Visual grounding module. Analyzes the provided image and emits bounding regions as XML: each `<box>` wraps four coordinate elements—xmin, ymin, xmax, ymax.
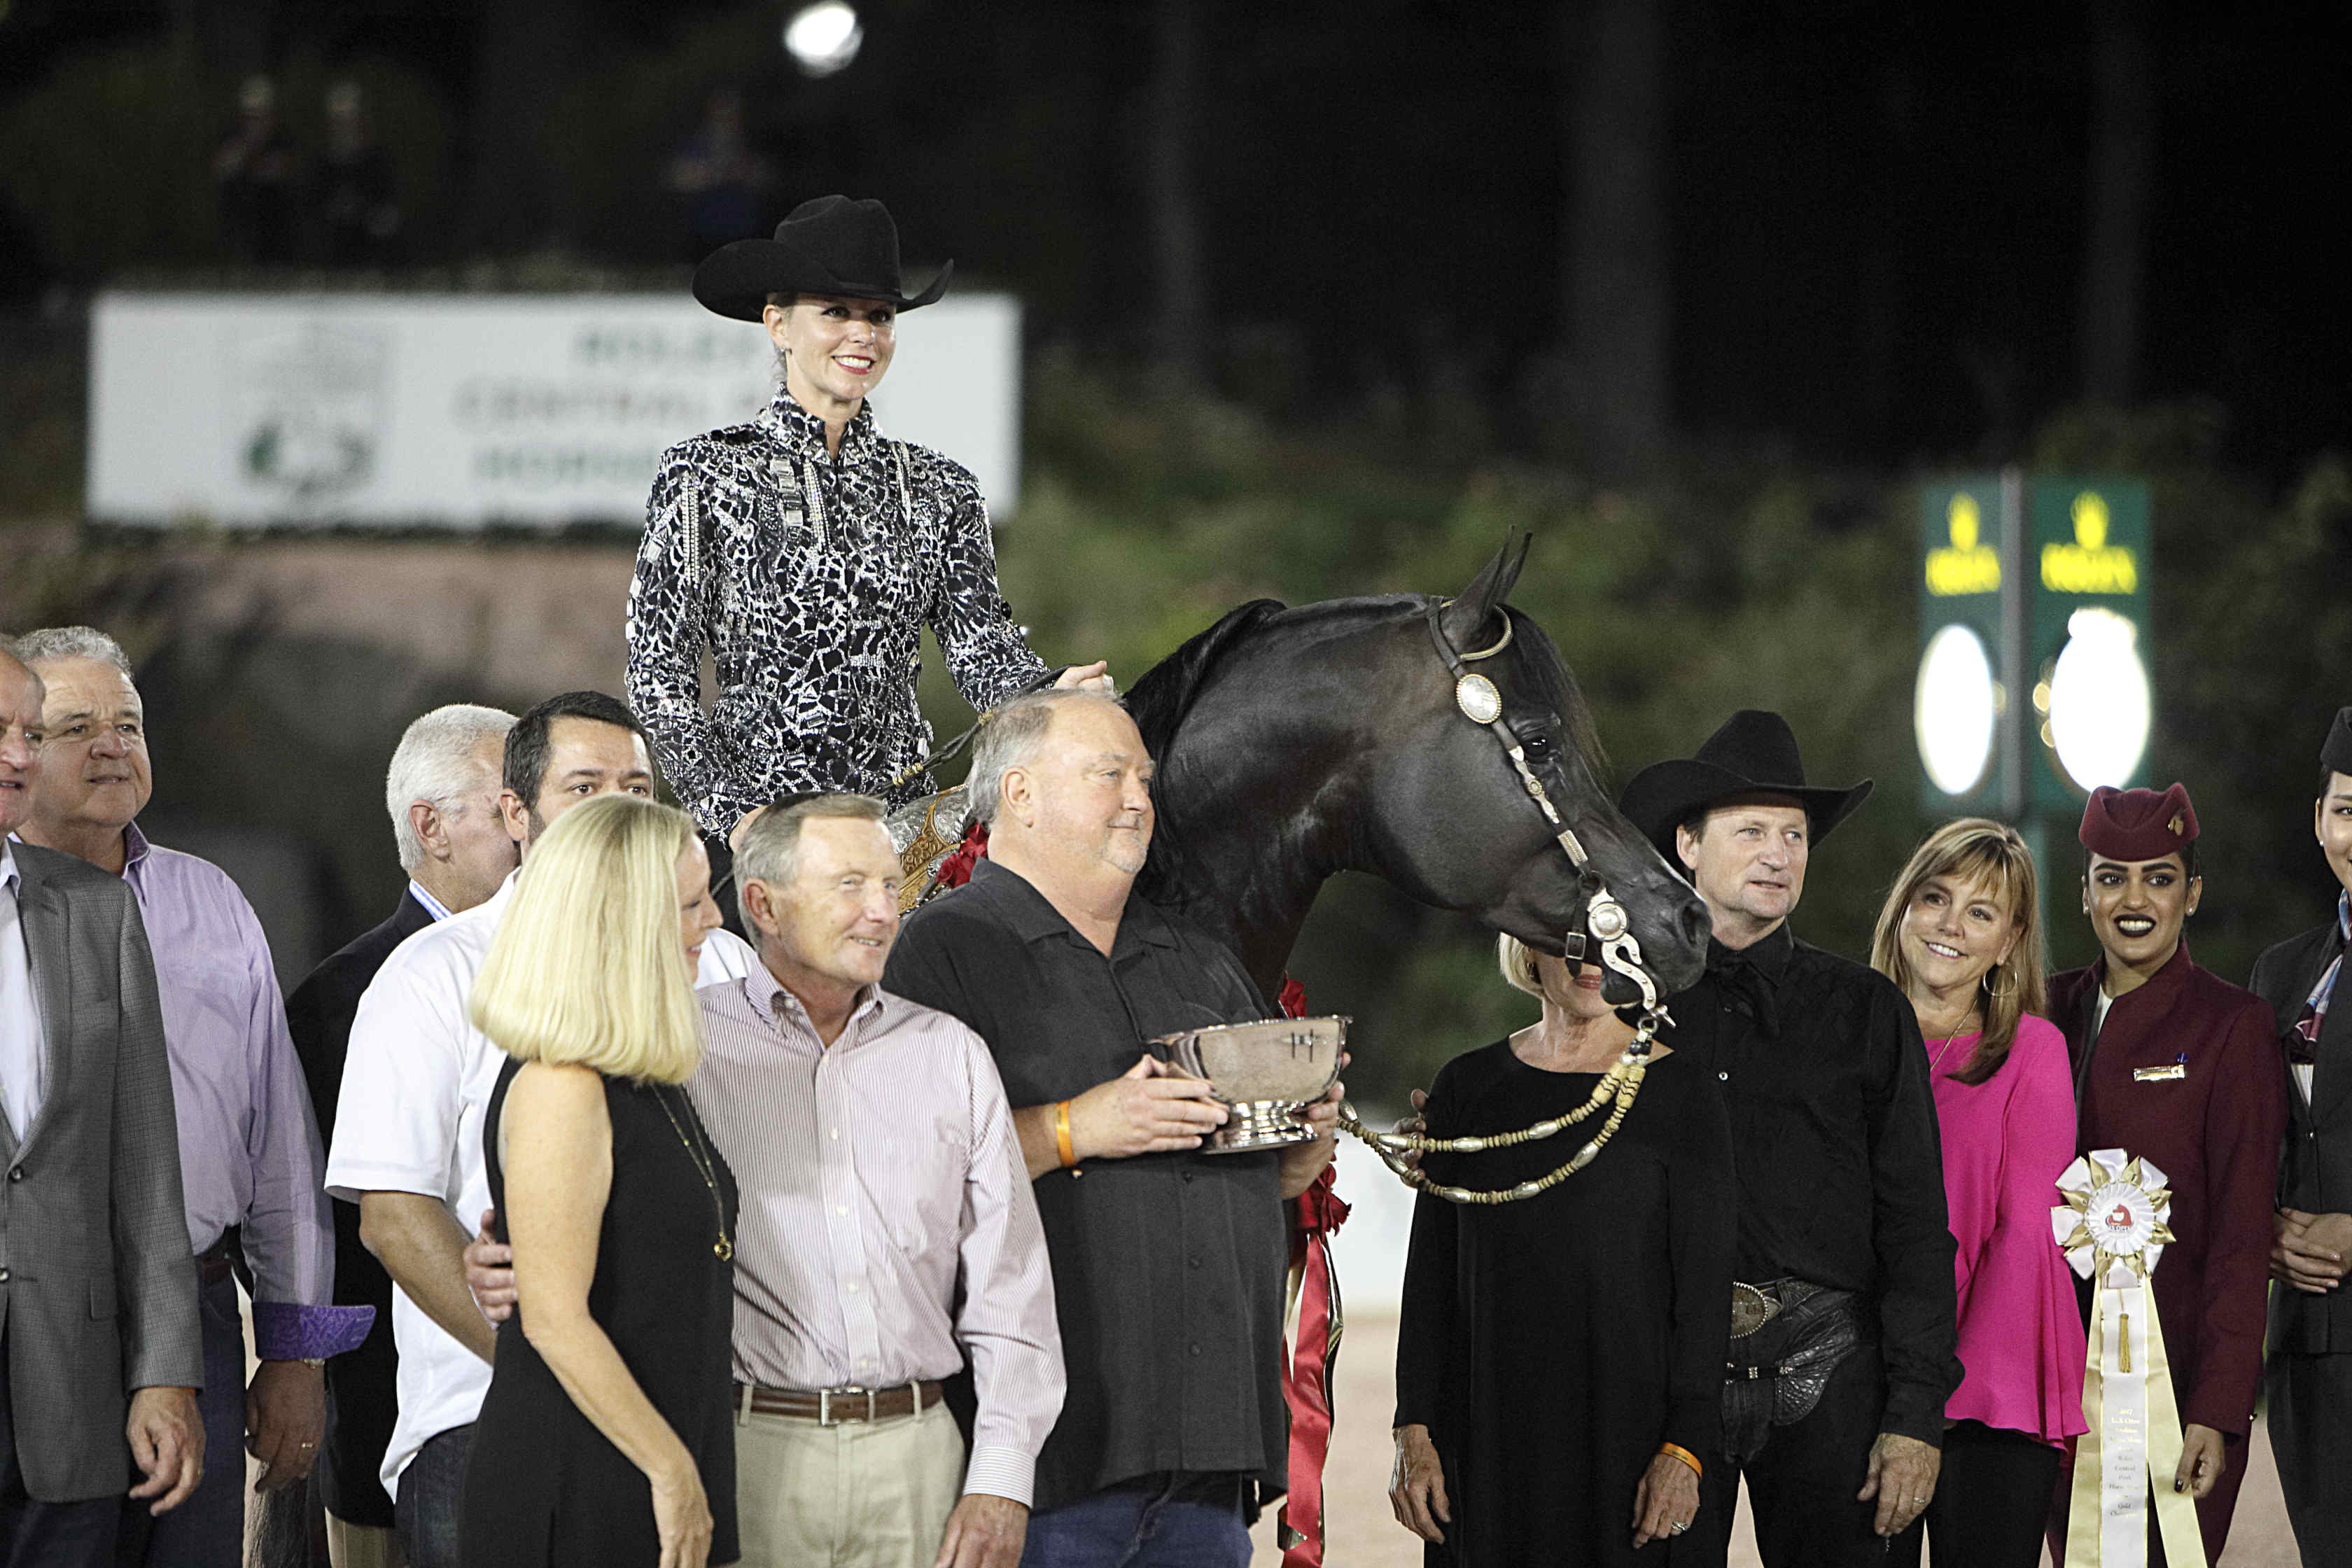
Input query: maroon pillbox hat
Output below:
<box><xmin>2078</xmin><ymin>783</ymin><xmax>2199</xmax><ymax>864</ymax></box>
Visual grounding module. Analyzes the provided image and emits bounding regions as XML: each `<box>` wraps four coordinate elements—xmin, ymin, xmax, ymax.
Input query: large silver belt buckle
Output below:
<box><xmin>1156</xmin><ymin>1016</ymin><xmax>1348</xmax><ymax>1153</ymax></box>
<box><xmin>1729</xmin><ymin>1282</ymin><xmax>1781</xmax><ymax>1339</ymax></box>
<box><xmin>816</xmin><ymin>1386</ymin><xmax>876</xmax><ymax>1427</ymax></box>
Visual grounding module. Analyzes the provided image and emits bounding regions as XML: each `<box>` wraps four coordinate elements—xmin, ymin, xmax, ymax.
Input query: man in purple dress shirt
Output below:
<box><xmin>13</xmin><ymin>626</ymin><xmax>370</xmax><ymax>1567</ymax></box>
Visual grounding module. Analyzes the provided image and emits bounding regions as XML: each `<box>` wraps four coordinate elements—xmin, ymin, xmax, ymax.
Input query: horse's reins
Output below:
<box><xmin>1334</xmin><ymin>597</ymin><xmax>1674</xmax><ymax>1205</ymax></box>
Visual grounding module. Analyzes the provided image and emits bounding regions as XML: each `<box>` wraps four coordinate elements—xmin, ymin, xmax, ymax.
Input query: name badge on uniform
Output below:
<box><xmin>2132</xmin><ymin>1063</ymin><xmax>2186</xmax><ymax>1082</ymax></box>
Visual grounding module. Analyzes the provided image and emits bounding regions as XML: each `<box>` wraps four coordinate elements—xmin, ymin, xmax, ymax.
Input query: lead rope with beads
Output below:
<box><xmin>1335</xmin><ymin>886</ymin><xmax>1670</xmax><ymax>1204</ymax></box>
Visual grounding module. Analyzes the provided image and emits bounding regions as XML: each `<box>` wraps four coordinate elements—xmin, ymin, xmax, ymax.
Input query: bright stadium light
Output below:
<box><xmin>2045</xmin><ymin>607</ymin><xmax>2151</xmax><ymax>790</ymax></box>
<box><xmin>1914</xmin><ymin>624</ymin><xmax>1998</xmax><ymax>797</ymax></box>
<box><xmin>784</xmin><ymin>3</ymin><xmax>863</xmax><ymax>76</ymax></box>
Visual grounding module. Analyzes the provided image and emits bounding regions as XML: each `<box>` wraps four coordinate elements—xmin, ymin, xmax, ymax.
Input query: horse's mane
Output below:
<box><xmin>1122</xmin><ymin>596</ymin><xmax>1289</xmax><ymax>757</ymax></box>
<box><xmin>1502</xmin><ymin>606</ymin><xmax>1611</xmax><ymax>783</ymax></box>
<box><xmin>1124</xmin><ymin>593</ymin><xmax>1607</xmax><ymax>782</ymax></box>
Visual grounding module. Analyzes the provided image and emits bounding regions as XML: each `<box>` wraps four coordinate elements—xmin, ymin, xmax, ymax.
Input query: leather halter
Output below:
<box><xmin>1421</xmin><ymin>596</ymin><xmax>1661</xmax><ymax>1015</ymax></box>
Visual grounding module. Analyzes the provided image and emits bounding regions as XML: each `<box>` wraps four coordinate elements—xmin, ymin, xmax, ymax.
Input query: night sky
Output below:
<box><xmin>2</xmin><ymin>0</ymin><xmax>2345</xmax><ymax>479</ymax></box>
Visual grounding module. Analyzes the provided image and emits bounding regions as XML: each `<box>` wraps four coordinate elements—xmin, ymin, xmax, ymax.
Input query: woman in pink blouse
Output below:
<box><xmin>1870</xmin><ymin>818</ymin><xmax>2085</xmax><ymax>1568</ymax></box>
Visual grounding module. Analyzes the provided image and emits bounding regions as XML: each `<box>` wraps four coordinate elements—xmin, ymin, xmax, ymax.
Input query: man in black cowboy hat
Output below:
<box><xmin>1619</xmin><ymin>710</ymin><xmax>1959</xmax><ymax>1567</ymax></box>
<box><xmin>626</xmin><ymin>195</ymin><xmax>1109</xmax><ymax>845</ymax></box>
<box><xmin>2250</xmin><ymin>706</ymin><xmax>2352</xmax><ymax>1566</ymax></box>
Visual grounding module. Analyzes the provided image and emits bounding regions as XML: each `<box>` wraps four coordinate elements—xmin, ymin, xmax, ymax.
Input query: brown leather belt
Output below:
<box><xmin>733</xmin><ymin>1380</ymin><xmax>945</xmax><ymax>1426</ymax></box>
<box><xmin>196</xmin><ymin>1238</ymin><xmax>234</xmax><ymax>1287</ymax></box>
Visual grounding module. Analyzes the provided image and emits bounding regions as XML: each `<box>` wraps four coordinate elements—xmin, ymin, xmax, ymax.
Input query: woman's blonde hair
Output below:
<box><xmin>1869</xmin><ymin>817</ymin><xmax>2047</xmax><ymax>1086</ymax></box>
<box><xmin>470</xmin><ymin>793</ymin><xmax>704</xmax><ymax>1085</ymax></box>
<box><xmin>1497</xmin><ymin>932</ymin><xmax>1544</xmax><ymax>997</ymax></box>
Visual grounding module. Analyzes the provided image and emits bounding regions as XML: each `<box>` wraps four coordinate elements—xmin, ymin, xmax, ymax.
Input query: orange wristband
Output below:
<box><xmin>1658</xmin><ymin>1443</ymin><xmax>1702</xmax><ymax>1480</ymax></box>
<box><xmin>1054</xmin><ymin>1101</ymin><xmax>1077</xmax><ymax>1168</ymax></box>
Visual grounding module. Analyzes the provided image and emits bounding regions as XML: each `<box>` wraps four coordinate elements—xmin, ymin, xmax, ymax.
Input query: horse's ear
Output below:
<box><xmin>1441</xmin><ymin>532</ymin><xmax>1532</xmax><ymax>650</ymax></box>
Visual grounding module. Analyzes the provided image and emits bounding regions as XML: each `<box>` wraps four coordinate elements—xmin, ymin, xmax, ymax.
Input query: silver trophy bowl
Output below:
<box><xmin>1156</xmin><ymin>1016</ymin><xmax>1348</xmax><ymax>1154</ymax></box>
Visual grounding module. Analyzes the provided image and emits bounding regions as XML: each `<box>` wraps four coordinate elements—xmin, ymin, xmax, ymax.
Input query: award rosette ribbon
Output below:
<box><xmin>2050</xmin><ymin>1149</ymin><xmax>2207</xmax><ymax>1568</ymax></box>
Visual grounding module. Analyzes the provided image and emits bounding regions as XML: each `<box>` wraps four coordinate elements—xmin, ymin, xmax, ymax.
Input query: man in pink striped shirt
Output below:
<box><xmin>471</xmin><ymin>792</ymin><xmax>1062</xmax><ymax>1568</ymax></box>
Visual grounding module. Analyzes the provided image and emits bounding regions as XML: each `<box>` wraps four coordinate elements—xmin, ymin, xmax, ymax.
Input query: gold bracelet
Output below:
<box><xmin>1658</xmin><ymin>1442</ymin><xmax>1702</xmax><ymax>1480</ymax></box>
<box><xmin>1054</xmin><ymin>1100</ymin><xmax>1077</xmax><ymax>1168</ymax></box>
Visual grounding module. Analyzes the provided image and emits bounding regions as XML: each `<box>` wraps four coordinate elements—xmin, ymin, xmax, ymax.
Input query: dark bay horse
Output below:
<box><xmin>1123</xmin><ymin>538</ymin><xmax>1709</xmax><ymax>1007</ymax></box>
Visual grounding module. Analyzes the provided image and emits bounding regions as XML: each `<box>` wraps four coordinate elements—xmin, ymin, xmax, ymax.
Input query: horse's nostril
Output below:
<box><xmin>1679</xmin><ymin>900</ymin><xmax>1712</xmax><ymax>949</ymax></box>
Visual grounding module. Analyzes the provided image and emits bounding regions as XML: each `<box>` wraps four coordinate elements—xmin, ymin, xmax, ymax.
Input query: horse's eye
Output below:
<box><xmin>1521</xmin><ymin>732</ymin><xmax>1554</xmax><ymax>757</ymax></box>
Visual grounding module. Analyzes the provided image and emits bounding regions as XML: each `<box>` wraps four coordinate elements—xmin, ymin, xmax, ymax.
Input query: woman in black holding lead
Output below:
<box><xmin>626</xmin><ymin>195</ymin><xmax>1108</xmax><ymax>843</ymax></box>
<box><xmin>1390</xmin><ymin>937</ymin><xmax>1735</xmax><ymax>1564</ymax></box>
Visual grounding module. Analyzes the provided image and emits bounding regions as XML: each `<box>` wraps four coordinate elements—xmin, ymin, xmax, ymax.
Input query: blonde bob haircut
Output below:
<box><xmin>470</xmin><ymin>793</ymin><xmax>704</xmax><ymax>1086</ymax></box>
<box><xmin>1869</xmin><ymin>816</ymin><xmax>2047</xmax><ymax>1086</ymax></box>
<box><xmin>1497</xmin><ymin>932</ymin><xmax>1545</xmax><ymax>999</ymax></box>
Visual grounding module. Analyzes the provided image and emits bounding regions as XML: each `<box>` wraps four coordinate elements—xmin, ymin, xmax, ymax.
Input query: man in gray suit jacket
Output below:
<box><xmin>0</xmin><ymin>645</ymin><xmax>203</xmax><ymax>1564</ymax></box>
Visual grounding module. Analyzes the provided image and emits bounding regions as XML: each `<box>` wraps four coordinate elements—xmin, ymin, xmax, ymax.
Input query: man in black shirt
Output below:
<box><xmin>1620</xmin><ymin>710</ymin><xmax>1959</xmax><ymax>1567</ymax></box>
<box><xmin>883</xmin><ymin>689</ymin><xmax>1341</xmax><ymax>1568</ymax></box>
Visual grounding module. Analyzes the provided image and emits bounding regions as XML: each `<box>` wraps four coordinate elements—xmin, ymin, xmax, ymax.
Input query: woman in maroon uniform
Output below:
<box><xmin>2047</xmin><ymin>784</ymin><xmax>2288</xmax><ymax>1565</ymax></box>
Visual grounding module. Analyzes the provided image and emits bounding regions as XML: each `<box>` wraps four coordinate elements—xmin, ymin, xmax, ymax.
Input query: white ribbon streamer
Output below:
<box><xmin>2052</xmin><ymin>1150</ymin><xmax>2206</xmax><ymax>1568</ymax></box>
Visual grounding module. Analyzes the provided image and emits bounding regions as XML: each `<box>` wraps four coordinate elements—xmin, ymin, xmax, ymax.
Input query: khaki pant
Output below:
<box><xmin>735</xmin><ymin>1397</ymin><xmax>964</xmax><ymax>1567</ymax></box>
<box><xmin>326</xmin><ymin>1516</ymin><xmax>404</xmax><ymax>1568</ymax></box>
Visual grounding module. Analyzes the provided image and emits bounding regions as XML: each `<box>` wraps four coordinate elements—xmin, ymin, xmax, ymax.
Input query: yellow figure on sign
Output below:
<box><xmin>2074</xmin><ymin>491</ymin><xmax>2110</xmax><ymax>549</ymax></box>
<box><xmin>1927</xmin><ymin>492</ymin><xmax>2001</xmax><ymax>596</ymax></box>
<box><xmin>2043</xmin><ymin>489</ymin><xmax>2136</xmax><ymax>594</ymax></box>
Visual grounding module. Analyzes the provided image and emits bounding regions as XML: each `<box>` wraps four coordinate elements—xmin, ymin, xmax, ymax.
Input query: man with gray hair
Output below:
<box><xmin>286</xmin><ymin>703</ymin><xmax>514</xmax><ymax>1568</ymax></box>
<box><xmin>468</xmin><ymin>791</ymin><xmax>1063</xmax><ymax>1567</ymax></box>
<box><xmin>11</xmin><ymin>626</ymin><xmax>370</xmax><ymax>1568</ymax></box>
<box><xmin>883</xmin><ymin>687</ymin><xmax>1342</xmax><ymax>1567</ymax></box>
<box><xmin>0</xmin><ymin>640</ymin><xmax>202</xmax><ymax>1565</ymax></box>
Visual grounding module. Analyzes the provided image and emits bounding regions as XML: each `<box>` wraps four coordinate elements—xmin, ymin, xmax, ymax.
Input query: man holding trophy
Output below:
<box><xmin>883</xmin><ymin>689</ymin><xmax>1343</xmax><ymax>1568</ymax></box>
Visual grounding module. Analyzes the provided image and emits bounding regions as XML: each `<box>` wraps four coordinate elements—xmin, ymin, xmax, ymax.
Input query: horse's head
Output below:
<box><xmin>1362</xmin><ymin>538</ymin><xmax>1711</xmax><ymax>1007</ymax></box>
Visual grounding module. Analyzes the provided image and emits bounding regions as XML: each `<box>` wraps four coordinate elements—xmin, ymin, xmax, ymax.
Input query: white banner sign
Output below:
<box><xmin>87</xmin><ymin>291</ymin><xmax>1021</xmax><ymax>528</ymax></box>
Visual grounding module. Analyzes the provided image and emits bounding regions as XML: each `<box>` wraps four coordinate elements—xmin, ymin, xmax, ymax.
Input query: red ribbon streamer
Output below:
<box><xmin>932</xmin><ymin>819</ymin><xmax>989</xmax><ymax>889</ymax></box>
<box><xmin>1278</xmin><ymin>976</ymin><xmax>1349</xmax><ymax>1566</ymax></box>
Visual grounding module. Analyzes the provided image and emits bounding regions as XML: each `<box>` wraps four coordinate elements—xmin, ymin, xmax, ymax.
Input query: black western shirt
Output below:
<box><xmin>1662</xmin><ymin>922</ymin><xmax>1962</xmax><ymax>1448</ymax></box>
<box><xmin>881</xmin><ymin>858</ymin><xmax>1289</xmax><ymax>1513</ymax></box>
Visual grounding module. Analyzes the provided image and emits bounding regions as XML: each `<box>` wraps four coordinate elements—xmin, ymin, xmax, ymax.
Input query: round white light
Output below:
<box><xmin>2046</xmin><ymin>608</ymin><xmax>2151</xmax><ymax>790</ymax></box>
<box><xmin>784</xmin><ymin>2</ymin><xmax>863</xmax><ymax>76</ymax></box>
<box><xmin>1914</xmin><ymin>624</ymin><xmax>1998</xmax><ymax>797</ymax></box>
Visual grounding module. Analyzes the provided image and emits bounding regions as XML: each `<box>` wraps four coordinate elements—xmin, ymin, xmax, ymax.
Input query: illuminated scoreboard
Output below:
<box><xmin>1915</xmin><ymin>472</ymin><xmax>2152</xmax><ymax>819</ymax></box>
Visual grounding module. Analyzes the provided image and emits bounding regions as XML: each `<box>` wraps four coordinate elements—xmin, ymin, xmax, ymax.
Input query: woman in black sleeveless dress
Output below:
<box><xmin>456</xmin><ymin>794</ymin><xmax>741</xmax><ymax>1567</ymax></box>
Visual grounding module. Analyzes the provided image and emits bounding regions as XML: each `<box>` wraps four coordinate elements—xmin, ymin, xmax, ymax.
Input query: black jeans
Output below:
<box><xmin>116</xmin><ymin>1270</ymin><xmax>244</xmax><ymax>1568</ymax></box>
<box><xmin>2269</xmin><ymin>1350</ymin><xmax>2352</xmax><ymax>1567</ymax></box>
<box><xmin>1692</xmin><ymin>1341</ymin><xmax>1921</xmax><ymax>1567</ymax></box>
<box><xmin>395</xmin><ymin>1424</ymin><xmax>472</xmax><ymax>1568</ymax></box>
<box><xmin>0</xmin><ymin>1332</ymin><xmax>122</xmax><ymax>1568</ymax></box>
<box><xmin>1885</xmin><ymin>1420</ymin><xmax>2060</xmax><ymax>1568</ymax></box>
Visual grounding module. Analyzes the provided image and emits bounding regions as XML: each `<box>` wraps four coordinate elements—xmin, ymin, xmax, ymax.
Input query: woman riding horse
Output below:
<box><xmin>626</xmin><ymin>195</ymin><xmax>1109</xmax><ymax>841</ymax></box>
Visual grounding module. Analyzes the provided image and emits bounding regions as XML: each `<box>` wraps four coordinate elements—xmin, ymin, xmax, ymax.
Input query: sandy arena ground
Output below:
<box><xmin>1251</xmin><ymin>1311</ymin><xmax>2302</xmax><ymax>1567</ymax></box>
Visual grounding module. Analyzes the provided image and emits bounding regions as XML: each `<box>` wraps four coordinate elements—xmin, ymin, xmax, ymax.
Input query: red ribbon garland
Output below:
<box><xmin>931</xmin><ymin>819</ymin><xmax>990</xmax><ymax>890</ymax></box>
<box><xmin>936</xmin><ymin>841</ymin><xmax>1349</xmax><ymax>1562</ymax></box>
<box><xmin>1278</xmin><ymin>976</ymin><xmax>1349</xmax><ymax>1567</ymax></box>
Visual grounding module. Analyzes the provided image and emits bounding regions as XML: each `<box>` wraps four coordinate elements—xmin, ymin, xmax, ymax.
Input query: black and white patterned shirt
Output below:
<box><xmin>626</xmin><ymin>390</ymin><xmax>1051</xmax><ymax>834</ymax></box>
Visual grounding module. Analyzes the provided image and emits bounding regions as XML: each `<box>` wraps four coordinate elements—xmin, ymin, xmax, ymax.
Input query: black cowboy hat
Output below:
<box><xmin>1618</xmin><ymin>709</ymin><xmax>1875</xmax><ymax>862</ymax></box>
<box><xmin>692</xmin><ymin>195</ymin><xmax>953</xmax><ymax>322</ymax></box>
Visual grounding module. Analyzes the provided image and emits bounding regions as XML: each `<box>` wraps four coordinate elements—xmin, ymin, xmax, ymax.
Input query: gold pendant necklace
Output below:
<box><xmin>655</xmin><ymin>1086</ymin><xmax>734</xmax><ymax>1261</ymax></box>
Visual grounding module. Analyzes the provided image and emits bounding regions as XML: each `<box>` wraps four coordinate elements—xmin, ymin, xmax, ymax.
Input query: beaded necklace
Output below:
<box><xmin>654</xmin><ymin>1086</ymin><xmax>733</xmax><ymax>1261</ymax></box>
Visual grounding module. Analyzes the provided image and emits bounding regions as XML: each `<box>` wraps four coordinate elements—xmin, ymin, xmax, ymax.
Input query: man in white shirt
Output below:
<box><xmin>322</xmin><ymin>692</ymin><xmax>755</xmax><ymax>1568</ymax></box>
<box><xmin>287</xmin><ymin>704</ymin><xmax>514</xmax><ymax>1568</ymax></box>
